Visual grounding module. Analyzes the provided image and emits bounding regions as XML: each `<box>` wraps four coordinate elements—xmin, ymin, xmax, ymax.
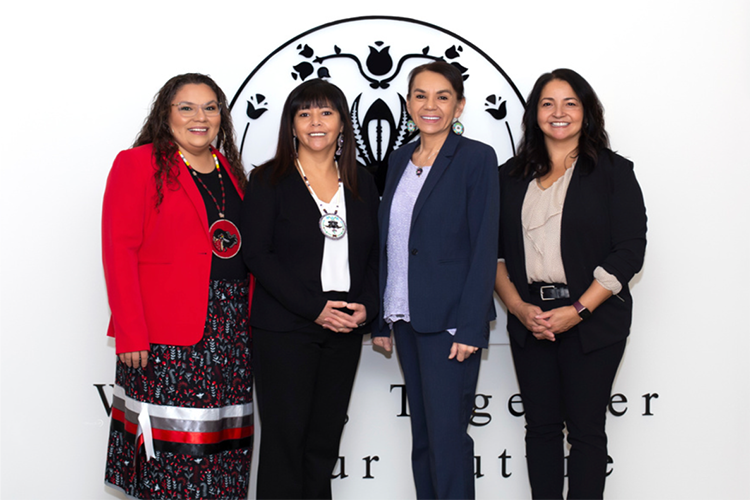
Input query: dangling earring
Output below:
<box><xmin>335</xmin><ymin>134</ymin><xmax>344</xmax><ymax>156</ymax></box>
<box><xmin>293</xmin><ymin>135</ymin><xmax>299</xmax><ymax>157</ymax></box>
<box><xmin>452</xmin><ymin>119</ymin><xmax>464</xmax><ymax>136</ymax></box>
<box><xmin>407</xmin><ymin>119</ymin><xmax>417</xmax><ymax>133</ymax></box>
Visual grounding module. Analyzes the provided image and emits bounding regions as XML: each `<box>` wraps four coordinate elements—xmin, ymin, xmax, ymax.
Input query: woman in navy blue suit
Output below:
<box><xmin>372</xmin><ymin>61</ymin><xmax>499</xmax><ymax>499</ymax></box>
<box><xmin>495</xmin><ymin>69</ymin><xmax>647</xmax><ymax>499</ymax></box>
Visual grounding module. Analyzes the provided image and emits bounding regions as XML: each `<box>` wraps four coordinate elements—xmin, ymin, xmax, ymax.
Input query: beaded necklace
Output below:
<box><xmin>179</xmin><ymin>151</ymin><xmax>226</xmax><ymax>218</ymax></box>
<box><xmin>177</xmin><ymin>150</ymin><xmax>241</xmax><ymax>259</ymax></box>
<box><xmin>296</xmin><ymin>159</ymin><xmax>347</xmax><ymax>240</ymax></box>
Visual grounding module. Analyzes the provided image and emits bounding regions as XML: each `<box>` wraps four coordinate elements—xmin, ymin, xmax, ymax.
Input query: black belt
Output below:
<box><xmin>529</xmin><ymin>282</ymin><xmax>570</xmax><ymax>301</ymax></box>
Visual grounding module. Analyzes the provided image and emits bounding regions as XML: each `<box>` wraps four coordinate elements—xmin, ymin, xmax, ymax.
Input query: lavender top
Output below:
<box><xmin>383</xmin><ymin>161</ymin><xmax>459</xmax><ymax>336</ymax></box>
<box><xmin>383</xmin><ymin>160</ymin><xmax>430</xmax><ymax>325</ymax></box>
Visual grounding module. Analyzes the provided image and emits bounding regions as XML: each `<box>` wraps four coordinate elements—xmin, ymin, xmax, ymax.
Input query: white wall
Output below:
<box><xmin>1</xmin><ymin>1</ymin><xmax>749</xmax><ymax>499</ymax></box>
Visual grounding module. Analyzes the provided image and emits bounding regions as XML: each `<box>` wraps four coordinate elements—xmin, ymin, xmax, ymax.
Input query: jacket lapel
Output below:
<box><xmin>216</xmin><ymin>149</ymin><xmax>245</xmax><ymax>200</ymax></box>
<box><xmin>515</xmin><ymin>175</ymin><xmax>531</xmax><ymax>267</ymax></box>
<box><xmin>411</xmin><ymin>132</ymin><xmax>460</xmax><ymax>226</ymax></box>
<box><xmin>509</xmin><ymin>173</ymin><xmax>532</xmax><ymax>296</ymax></box>
<box><xmin>559</xmin><ymin>163</ymin><xmax>582</xmax><ymax>277</ymax></box>
<box><xmin>176</xmin><ymin>155</ymin><xmax>211</xmax><ymax>241</ymax></box>
<box><xmin>382</xmin><ymin>142</ymin><xmax>417</xmax><ymax>201</ymax></box>
<box><xmin>380</xmin><ymin>140</ymin><xmax>418</xmax><ymax>238</ymax></box>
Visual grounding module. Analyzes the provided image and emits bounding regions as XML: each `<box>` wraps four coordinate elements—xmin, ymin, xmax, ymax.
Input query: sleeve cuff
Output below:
<box><xmin>594</xmin><ymin>266</ymin><xmax>623</xmax><ymax>294</ymax></box>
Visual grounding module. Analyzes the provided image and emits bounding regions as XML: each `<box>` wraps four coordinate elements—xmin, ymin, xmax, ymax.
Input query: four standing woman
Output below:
<box><xmin>103</xmin><ymin>66</ymin><xmax>645</xmax><ymax>500</ymax></box>
<box><xmin>495</xmin><ymin>69</ymin><xmax>647</xmax><ymax>499</ymax></box>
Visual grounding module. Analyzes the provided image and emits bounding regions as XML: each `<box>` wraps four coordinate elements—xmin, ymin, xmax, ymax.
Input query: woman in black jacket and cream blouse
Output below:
<box><xmin>495</xmin><ymin>69</ymin><xmax>646</xmax><ymax>499</ymax></box>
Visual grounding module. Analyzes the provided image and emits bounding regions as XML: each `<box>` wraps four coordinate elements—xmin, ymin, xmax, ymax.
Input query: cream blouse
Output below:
<box><xmin>520</xmin><ymin>164</ymin><xmax>621</xmax><ymax>293</ymax></box>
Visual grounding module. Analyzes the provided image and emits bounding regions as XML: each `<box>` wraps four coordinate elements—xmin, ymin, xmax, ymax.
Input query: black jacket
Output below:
<box><xmin>498</xmin><ymin>150</ymin><xmax>647</xmax><ymax>352</ymax></box>
<box><xmin>242</xmin><ymin>165</ymin><xmax>379</xmax><ymax>332</ymax></box>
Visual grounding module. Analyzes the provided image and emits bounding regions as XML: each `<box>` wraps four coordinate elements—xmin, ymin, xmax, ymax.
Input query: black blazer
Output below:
<box><xmin>499</xmin><ymin>150</ymin><xmax>647</xmax><ymax>353</ymax></box>
<box><xmin>376</xmin><ymin>133</ymin><xmax>499</xmax><ymax>348</ymax></box>
<box><xmin>241</xmin><ymin>165</ymin><xmax>379</xmax><ymax>332</ymax></box>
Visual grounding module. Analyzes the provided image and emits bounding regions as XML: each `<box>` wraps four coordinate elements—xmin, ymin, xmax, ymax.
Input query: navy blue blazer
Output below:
<box><xmin>375</xmin><ymin>133</ymin><xmax>499</xmax><ymax>348</ymax></box>
<box><xmin>498</xmin><ymin>150</ymin><xmax>647</xmax><ymax>353</ymax></box>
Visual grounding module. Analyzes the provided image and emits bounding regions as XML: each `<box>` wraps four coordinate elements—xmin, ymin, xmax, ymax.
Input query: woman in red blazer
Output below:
<box><xmin>102</xmin><ymin>73</ymin><xmax>253</xmax><ymax>500</ymax></box>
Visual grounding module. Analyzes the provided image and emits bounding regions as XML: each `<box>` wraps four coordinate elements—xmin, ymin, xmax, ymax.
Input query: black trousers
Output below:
<box><xmin>510</xmin><ymin>294</ymin><xmax>626</xmax><ymax>500</ymax></box>
<box><xmin>253</xmin><ymin>325</ymin><xmax>363</xmax><ymax>499</ymax></box>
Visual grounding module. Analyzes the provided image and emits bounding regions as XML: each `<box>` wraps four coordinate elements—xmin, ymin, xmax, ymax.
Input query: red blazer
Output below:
<box><xmin>102</xmin><ymin>144</ymin><xmax>246</xmax><ymax>354</ymax></box>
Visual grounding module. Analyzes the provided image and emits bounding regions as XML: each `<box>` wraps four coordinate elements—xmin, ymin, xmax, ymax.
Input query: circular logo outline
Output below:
<box><xmin>229</xmin><ymin>15</ymin><xmax>526</xmax><ymax>194</ymax></box>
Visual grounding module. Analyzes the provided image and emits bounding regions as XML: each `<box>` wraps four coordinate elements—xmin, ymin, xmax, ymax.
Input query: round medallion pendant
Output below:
<box><xmin>319</xmin><ymin>213</ymin><xmax>347</xmax><ymax>240</ymax></box>
<box><xmin>209</xmin><ymin>219</ymin><xmax>242</xmax><ymax>259</ymax></box>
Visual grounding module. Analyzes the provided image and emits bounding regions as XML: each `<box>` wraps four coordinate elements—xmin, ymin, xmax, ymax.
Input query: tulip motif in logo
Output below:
<box><xmin>230</xmin><ymin>17</ymin><xmax>524</xmax><ymax>194</ymax></box>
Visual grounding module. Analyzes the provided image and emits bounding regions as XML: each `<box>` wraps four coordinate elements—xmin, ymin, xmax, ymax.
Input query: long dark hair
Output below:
<box><xmin>511</xmin><ymin>68</ymin><xmax>609</xmax><ymax>178</ymax></box>
<box><xmin>134</xmin><ymin>73</ymin><xmax>245</xmax><ymax>206</ymax></box>
<box><xmin>252</xmin><ymin>79</ymin><xmax>359</xmax><ymax>197</ymax></box>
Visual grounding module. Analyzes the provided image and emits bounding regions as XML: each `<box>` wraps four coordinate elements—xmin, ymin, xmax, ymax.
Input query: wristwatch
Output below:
<box><xmin>573</xmin><ymin>301</ymin><xmax>592</xmax><ymax>321</ymax></box>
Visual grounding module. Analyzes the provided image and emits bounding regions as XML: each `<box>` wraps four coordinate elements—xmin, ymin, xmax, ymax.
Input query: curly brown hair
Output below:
<box><xmin>133</xmin><ymin>73</ymin><xmax>246</xmax><ymax>206</ymax></box>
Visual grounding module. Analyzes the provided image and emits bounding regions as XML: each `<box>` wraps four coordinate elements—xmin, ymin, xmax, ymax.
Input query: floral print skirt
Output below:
<box><xmin>104</xmin><ymin>278</ymin><xmax>253</xmax><ymax>499</ymax></box>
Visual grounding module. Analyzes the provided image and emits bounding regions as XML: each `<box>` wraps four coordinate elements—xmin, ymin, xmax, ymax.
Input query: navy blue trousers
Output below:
<box><xmin>393</xmin><ymin>321</ymin><xmax>482</xmax><ymax>499</ymax></box>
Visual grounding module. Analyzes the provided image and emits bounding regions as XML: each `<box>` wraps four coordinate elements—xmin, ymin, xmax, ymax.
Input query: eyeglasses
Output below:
<box><xmin>171</xmin><ymin>101</ymin><xmax>222</xmax><ymax>117</ymax></box>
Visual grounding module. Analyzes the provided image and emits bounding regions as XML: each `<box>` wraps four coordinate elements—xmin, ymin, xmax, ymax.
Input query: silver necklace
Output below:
<box><xmin>296</xmin><ymin>159</ymin><xmax>347</xmax><ymax>240</ymax></box>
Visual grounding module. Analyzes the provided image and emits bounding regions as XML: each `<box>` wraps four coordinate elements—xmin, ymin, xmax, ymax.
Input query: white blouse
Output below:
<box><xmin>306</xmin><ymin>181</ymin><xmax>351</xmax><ymax>292</ymax></box>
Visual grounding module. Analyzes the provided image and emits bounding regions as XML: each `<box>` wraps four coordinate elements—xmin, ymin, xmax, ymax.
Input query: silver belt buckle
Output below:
<box><xmin>540</xmin><ymin>285</ymin><xmax>555</xmax><ymax>301</ymax></box>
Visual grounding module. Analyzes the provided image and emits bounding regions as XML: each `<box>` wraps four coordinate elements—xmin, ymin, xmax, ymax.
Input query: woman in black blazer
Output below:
<box><xmin>495</xmin><ymin>69</ymin><xmax>646</xmax><ymax>499</ymax></box>
<box><xmin>241</xmin><ymin>79</ymin><xmax>379</xmax><ymax>499</ymax></box>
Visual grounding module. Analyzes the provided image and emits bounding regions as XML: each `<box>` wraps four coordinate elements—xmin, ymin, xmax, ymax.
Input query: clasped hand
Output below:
<box><xmin>513</xmin><ymin>303</ymin><xmax>581</xmax><ymax>341</ymax></box>
<box><xmin>315</xmin><ymin>300</ymin><xmax>366</xmax><ymax>333</ymax></box>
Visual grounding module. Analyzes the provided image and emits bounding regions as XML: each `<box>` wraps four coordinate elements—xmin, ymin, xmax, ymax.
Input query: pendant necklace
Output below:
<box><xmin>178</xmin><ymin>150</ymin><xmax>242</xmax><ymax>259</ymax></box>
<box><xmin>296</xmin><ymin>159</ymin><xmax>347</xmax><ymax>240</ymax></box>
<box><xmin>415</xmin><ymin>147</ymin><xmax>438</xmax><ymax>176</ymax></box>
